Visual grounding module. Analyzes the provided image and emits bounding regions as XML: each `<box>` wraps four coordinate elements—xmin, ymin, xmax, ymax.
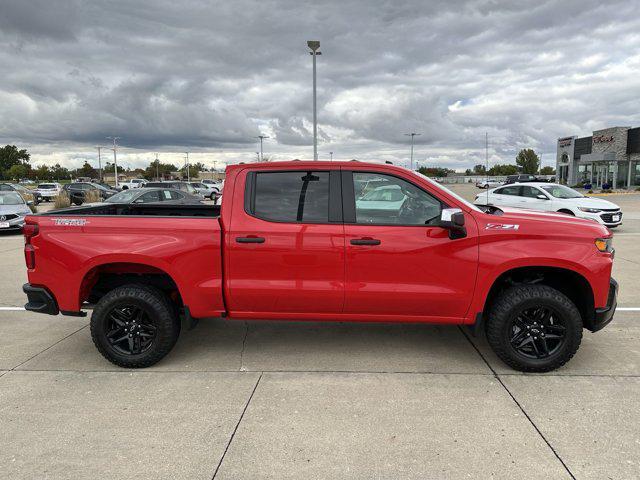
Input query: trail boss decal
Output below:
<box><xmin>53</xmin><ymin>218</ymin><xmax>88</xmax><ymax>226</ymax></box>
<box><xmin>486</xmin><ymin>223</ymin><xmax>519</xmax><ymax>230</ymax></box>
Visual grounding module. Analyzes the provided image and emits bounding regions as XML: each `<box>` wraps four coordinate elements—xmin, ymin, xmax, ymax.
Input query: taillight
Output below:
<box><xmin>23</xmin><ymin>223</ymin><xmax>39</xmax><ymax>242</ymax></box>
<box><xmin>24</xmin><ymin>244</ymin><xmax>35</xmax><ymax>269</ymax></box>
<box><xmin>23</xmin><ymin>222</ymin><xmax>39</xmax><ymax>269</ymax></box>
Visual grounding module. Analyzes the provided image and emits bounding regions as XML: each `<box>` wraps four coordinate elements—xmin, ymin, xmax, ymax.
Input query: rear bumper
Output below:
<box><xmin>23</xmin><ymin>284</ymin><xmax>59</xmax><ymax>315</ymax></box>
<box><xmin>590</xmin><ymin>278</ymin><xmax>618</xmax><ymax>332</ymax></box>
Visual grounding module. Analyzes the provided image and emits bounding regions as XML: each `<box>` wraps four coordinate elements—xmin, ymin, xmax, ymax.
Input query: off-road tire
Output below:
<box><xmin>486</xmin><ymin>285</ymin><xmax>582</xmax><ymax>372</ymax></box>
<box><xmin>90</xmin><ymin>284</ymin><xmax>180</xmax><ymax>368</ymax></box>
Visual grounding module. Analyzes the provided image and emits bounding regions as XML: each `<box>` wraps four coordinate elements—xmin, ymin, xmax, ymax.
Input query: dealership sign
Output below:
<box><xmin>593</xmin><ymin>135</ymin><xmax>614</xmax><ymax>144</ymax></box>
<box><xmin>558</xmin><ymin>137</ymin><xmax>573</xmax><ymax>147</ymax></box>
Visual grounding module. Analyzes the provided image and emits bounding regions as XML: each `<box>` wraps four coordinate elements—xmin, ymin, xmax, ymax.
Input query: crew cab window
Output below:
<box><xmin>352</xmin><ymin>172</ymin><xmax>441</xmax><ymax>225</ymax></box>
<box><xmin>253</xmin><ymin>171</ymin><xmax>329</xmax><ymax>222</ymax></box>
<box><xmin>496</xmin><ymin>186</ymin><xmax>520</xmax><ymax>196</ymax></box>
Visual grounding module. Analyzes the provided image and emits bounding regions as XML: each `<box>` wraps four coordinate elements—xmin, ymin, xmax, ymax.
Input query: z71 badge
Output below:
<box><xmin>486</xmin><ymin>223</ymin><xmax>519</xmax><ymax>230</ymax></box>
<box><xmin>53</xmin><ymin>218</ymin><xmax>88</xmax><ymax>226</ymax></box>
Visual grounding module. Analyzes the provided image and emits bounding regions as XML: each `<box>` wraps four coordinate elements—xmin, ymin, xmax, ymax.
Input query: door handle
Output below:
<box><xmin>236</xmin><ymin>236</ymin><xmax>265</xmax><ymax>244</ymax></box>
<box><xmin>350</xmin><ymin>237</ymin><xmax>381</xmax><ymax>246</ymax></box>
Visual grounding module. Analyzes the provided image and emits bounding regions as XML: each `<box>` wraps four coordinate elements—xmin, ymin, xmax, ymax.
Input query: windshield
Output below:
<box><xmin>540</xmin><ymin>184</ymin><xmax>583</xmax><ymax>199</ymax></box>
<box><xmin>105</xmin><ymin>190</ymin><xmax>140</xmax><ymax>203</ymax></box>
<box><xmin>413</xmin><ymin>171</ymin><xmax>482</xmax><ymax>212</ymax></box>
<box><xmin>0</xmin><ymin>192</ymin><xmax>25</xmax><ymax>205</ymax></box>
<box><xmin>38</xmin><ymin>184</ymin><xmax>56</xmax><ymax>189</ymax></box>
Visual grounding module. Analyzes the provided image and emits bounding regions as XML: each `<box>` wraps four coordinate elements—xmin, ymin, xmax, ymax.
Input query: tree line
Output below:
<box><xmin>0</xmin><ymin>145</ymin><xmax>214</xmax><ymax>182</ymax></box>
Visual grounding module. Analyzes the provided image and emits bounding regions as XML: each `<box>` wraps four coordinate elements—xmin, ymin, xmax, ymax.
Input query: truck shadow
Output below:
<box><xmin>166</xmin><ymin>318</ymin><xmax>488</xmax><ymax>374</ymax></box>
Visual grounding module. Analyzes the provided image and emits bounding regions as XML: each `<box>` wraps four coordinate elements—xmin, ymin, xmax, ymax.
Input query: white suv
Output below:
<box><xmin>35</xmin><ymin>183</ymin><xmax>62</xmax><ymax>201</ymax></box>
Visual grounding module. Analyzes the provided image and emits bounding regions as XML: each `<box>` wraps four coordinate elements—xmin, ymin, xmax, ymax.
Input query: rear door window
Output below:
<box><xmin>251</xmin><ymin>171</ymin><xmax>330</xmax><ymax>223</ymax></box>
<box><xmin>496</xmin><ymin>186</ymin><xmax>521</xmax><ymax>196</ymax></box>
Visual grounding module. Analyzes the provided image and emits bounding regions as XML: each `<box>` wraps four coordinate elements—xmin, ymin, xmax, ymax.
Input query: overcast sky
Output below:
<box><xmin>1</xmin><ymin>0</ymin><xmax>639</xmax><ymax>171</ymax></box>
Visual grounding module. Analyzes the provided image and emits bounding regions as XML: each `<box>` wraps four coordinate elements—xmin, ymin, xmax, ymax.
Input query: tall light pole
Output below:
<box><xmin>329</xmin><ymin>151</ymin><xmax>333</xmax><ymax>161</ymax></box>
<box><xmin>95</xmin><ymin>146</ymin><xmax>104</xmax><ymax>182</ymax></box>
<box><xmin>307</xmin><ymin>40</ymin><xmax>321</xmax><ymax>160</ymax></box>
<box><xmin>404</xmin><ymin>132</ymin><xmax>421</xmax><ymax>170</ymax></box>
<box><xmin>155</xmin><ymin>153</ymin><xmax>160</xmax><ymax>181</ymax></box>
<box><xmin>255</xmin><ymin>135</ymin><xmax>269</xmax><ymax>161</ymax></box>
<box><xmin>106</xmin><ymin>137</ymin><xmax>120</xmax><ymax>188</ymax></box>
<box><xmin>185</xmin><ymin>152</ymin><xmax>190</xmax><ymax>182</ymax></box>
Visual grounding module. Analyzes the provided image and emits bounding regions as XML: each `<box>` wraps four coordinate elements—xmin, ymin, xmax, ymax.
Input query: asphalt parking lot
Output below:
<box><xmin>1</xmin><ymin>189</ymin><xmax>639</xmax><ymax>479</ymax></box>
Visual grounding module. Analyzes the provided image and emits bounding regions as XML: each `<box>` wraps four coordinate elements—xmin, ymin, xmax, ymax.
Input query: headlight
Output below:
<box><xmin>595</xmin><ymin>237</ymin><xmax>613</xmax><ymax>253</ymax></box>
<box><xmin>579</xmin><ymin>207</ymin><xmax>602</xmax><ymax>213</ymax></box>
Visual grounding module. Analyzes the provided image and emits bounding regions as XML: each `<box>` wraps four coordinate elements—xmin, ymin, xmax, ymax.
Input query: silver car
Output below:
<box><xmin>0</xmin><ymin>192</ymin><xmax>32</xmax><ymax>232</ymax></box>
<box><xmin>189</xmin><ymin>182</ymin><xmax>220</xmax><ymax>200</ymax></box>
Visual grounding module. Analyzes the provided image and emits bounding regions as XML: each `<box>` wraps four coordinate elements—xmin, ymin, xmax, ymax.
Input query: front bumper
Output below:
<box><xmin>590</xmin><ymin>278</ymin><xmax>618</xmax><ymax>332</ymax></box>
<box><xmin>0</xmin><ymin>216</ymin><xmax>25</xmax><ymax>231</ymax></box>
<box><xmin>23</xmin><ymin>284</ymin><xmax>59</xmax><ymax>315</ymax></box>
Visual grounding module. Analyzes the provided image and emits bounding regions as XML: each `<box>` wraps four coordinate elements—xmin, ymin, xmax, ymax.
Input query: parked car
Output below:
<box><xmin>202</xmin><ymin>179</ymin><xmax>223</xmax><ymax>190</ymax></box>
<box><xmin>120</xmin><ymin>178</ymin><xmax>148</xmax><ymax>190</ymax></box>
<box><xmin>35</xmin><ymin>183</ymin><xmax>62</xmax><ymax>202</ymax></box>
<box><xmin>104</xmin><ymin>188</ymin><xmax>203</xmax><ymax>205</ymax></box>
<box><xmin>22</xmin><ymin>161</ymin><xmax>617</xmax><ymax>373</ymax></box>
<box><xmin>62</xmin><ymin>182</ymin><xmax>118</xmax><ymax>205</ymax></box>
<box><xmin>474</xmin><ymin>183</ymin><xmax>622</xmax><ymax>228</ymax></box>
<box><xmin>475</xmin><ymin>179</ymin><xmax>503</xmax><ymax>189</ymax></box>
<box><xmin>0</xmin><ymin>183</ymin><xmax>41</xmax><ymax>205</ymax></box>
<box><xmin>189</xmin><ymin>182</ymin><xmax>221</xmax><ymax>200</ymax></box>
<box><xmin>0</xmin><ymin>191</ymin><xmax>32</xmax><ymax>231</ymax></box>
<box><xmin>145</xmin><ymin>181</ymin><xmax>202</xmax><ymax>198</ymax></box>
<box><xmin>505</xmin><ymin>174</ymin><xmax>537</xmax><ymax>184</ymax></box>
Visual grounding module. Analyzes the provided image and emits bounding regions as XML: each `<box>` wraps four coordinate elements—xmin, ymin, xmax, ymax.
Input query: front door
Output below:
<box><xmin>226</xmin><ymin>168</ymin><xmax>345</xmax><ymax>317</ymax></box>
<box><xmin>342</xmin><ymin>170</ymin><xmax>478</xmax><ymax>321</ymax></box>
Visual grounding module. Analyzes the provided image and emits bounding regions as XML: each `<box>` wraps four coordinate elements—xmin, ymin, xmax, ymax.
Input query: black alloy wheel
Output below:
<box><xmin>105</xmin><ymin>305</ymin><xmax>157</xmax><ymax>355</ymax></box>
<box><xmin>486</xmin><ymin>284</ymin><xmax>583</xmax><ymax>372</ymax></box>
<box><xmin>507</xmin><ymin>306</ymin><xmax>566</xmax><ymax>359</ymax></box>
<box><xmin>90</xmin><ymin>284</ymin><xmax>180</xmax><ymax>368</ymax></box>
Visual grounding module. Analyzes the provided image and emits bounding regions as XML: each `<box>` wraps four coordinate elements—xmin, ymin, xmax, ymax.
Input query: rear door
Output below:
<box><xmin>226</xmin><ymin>168</ymin><xmax>345</xmax><ymax>316</ymax></box>
<box><xmin>342</xmin><ymin>170</ymin><xmax>478</xmax><ymax>321</ymax></box>
<box><xmin>491</xmin><ymin>185</ymin><xmax>521</xmax><ymax>207</ymax></box>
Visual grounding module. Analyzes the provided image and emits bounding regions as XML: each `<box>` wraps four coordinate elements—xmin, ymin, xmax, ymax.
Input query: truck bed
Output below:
<box><xmin>40</xmin><ymin>203</ymin><xmax>220</xmax><ymax>217</ymax></box>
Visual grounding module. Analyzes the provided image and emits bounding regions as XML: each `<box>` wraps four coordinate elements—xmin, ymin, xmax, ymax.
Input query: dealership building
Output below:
<box><xmin>556</xmin><ymin>126</ymin><xmax>640</xmax><ymax>189</ymax></box>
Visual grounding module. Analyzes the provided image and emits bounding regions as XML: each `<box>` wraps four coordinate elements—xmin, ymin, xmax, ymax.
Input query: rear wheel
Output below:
<box><xmin>486</xmin><ymin>285</ymin><xmax>582</xmax><ymax>372</ymax></box>
<box><xmin>90</xmin><ymin>284</ymin><xmax>180</xmax><ymax>368</ymax></box>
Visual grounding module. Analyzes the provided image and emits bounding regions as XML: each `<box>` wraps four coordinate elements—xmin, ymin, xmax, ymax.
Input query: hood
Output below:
<box><xmin>482</xmin><ymin>206</ymin><xmax>610</xmax><ymax>237</ymax></box>
<box><xmin>560</xmin><ymin>196</ymin><xmax>620</xmax><ymax>209</ymax></box>
<box><xmin>0</xmin><ymin>204</ymin><xmax>31</xmax><ymax>216</ymax></box>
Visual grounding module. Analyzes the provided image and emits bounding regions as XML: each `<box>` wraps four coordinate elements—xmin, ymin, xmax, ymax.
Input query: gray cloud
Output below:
<box><xmin>1</xmin><ymin>0</ymin><xmax>639</xmax><ymax>169</ymax></box>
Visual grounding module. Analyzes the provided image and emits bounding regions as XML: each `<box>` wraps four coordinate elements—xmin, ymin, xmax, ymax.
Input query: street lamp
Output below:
<box><xmin>307</xmin><ymin>40</ymin><xmax>321</xmax><ymax>160</ymax></box>
<box><xmin>106</xmin><ymin>137</ymin><xmax>120</xmax><ymax>188</ymax></box>
<box><xmin>329</xmin><ymin>151</ymin><xmax>333</xmax><ymax>161</ymax></box>
<box><xmin>255</xmin><ymin>135</ymin><xmax>269</xmax><ymax>161</ymax></box>
<box><xmin>95</xmin><ymin>146</ymin><xmax>104</xmax><ymax>182</ymax></box>
<box><xmin>185</xmin><ymin>152</ymin><xmax>190</xmax><ymax>182</ymax></box>
<box><xmin>404</xmin><ymin>132</ymin><xmax>421</xmax><ymax>170</ymax></box>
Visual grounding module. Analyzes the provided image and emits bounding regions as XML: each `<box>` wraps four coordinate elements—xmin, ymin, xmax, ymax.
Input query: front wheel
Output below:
<box><xmin>90</xmin><ymin>284</ymin><xmax>180</xmax><ymax>368</ymax></box>
<box><xmin>485</xmin><ymin>285</ymin><xmax>582</xmax><ymax>372</ymax></box>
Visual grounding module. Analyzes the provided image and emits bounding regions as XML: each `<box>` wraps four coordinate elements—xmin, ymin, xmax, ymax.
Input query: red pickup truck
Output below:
<box><xmin>22</xmin><ymin>161</ymin><xmax>617</xmax><ymax>372</ymax></box>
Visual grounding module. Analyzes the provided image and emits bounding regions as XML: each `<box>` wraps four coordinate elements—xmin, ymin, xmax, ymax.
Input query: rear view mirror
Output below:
<box><xmin>439</xmin><ymin>208</ymin><xmax>466</xmax><ymax>239</ymax></box>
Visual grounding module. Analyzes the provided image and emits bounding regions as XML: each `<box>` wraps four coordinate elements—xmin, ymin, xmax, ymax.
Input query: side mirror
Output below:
<box><xmin>439</xmin><ymin>208</ymin><xmax>466</xmax><ymax>239</ymax></box>
<box><xmin>536</xmin><ymin>194</ymin><xmax>548</xmax><ymax>200</ymax></box>
<box><xmin>27</xmin><ymin>200</ymin><xmax>34</xmax><ymax>206</ymax></box>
